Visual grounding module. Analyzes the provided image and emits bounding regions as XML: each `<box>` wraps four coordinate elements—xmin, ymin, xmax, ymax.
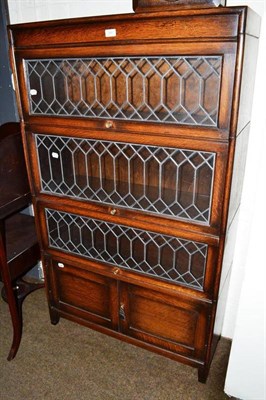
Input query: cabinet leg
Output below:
<box><xmin>198</xmin><ymin>366</ymin><xmax>209</xmax><ymax>384</ymax></box>
<box><xmin>49</xmin><ymin>307</ymin><xmax>60</xmax><ymax>325</ymax></box>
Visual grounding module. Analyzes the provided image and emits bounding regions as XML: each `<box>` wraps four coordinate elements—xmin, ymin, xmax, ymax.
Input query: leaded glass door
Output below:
<box><xmin>35</xmin><ymin>134</ymin><xmax>217</xmax><ymax>224</ymax></box>
<box><xmin>45</xmin><ymin>207</ymin><xmax>208</xmax><ymax>290</ymax></box>
<box><xmin>26</xmin><ymin>56</ymin><xmax>222</xmax><ymax>127</ymax></box>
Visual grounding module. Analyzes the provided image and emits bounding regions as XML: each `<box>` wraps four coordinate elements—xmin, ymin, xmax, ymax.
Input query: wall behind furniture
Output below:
<box><xmin>6</xmin><ymin>1</ymin><xmax>266</xmax><ymax>398</ymax></box>
<box><xmin>0</xmin><ymin>0</ymin><xmax>18</xmax><ymax>124</ymax></box>
<box><xmin>223</xmin><ymin>1</ymin><xmax>265</xmax><ymax>399</ymax></box>
<box><xmin>7</xmin><ymin>0</ymin><xmax>133</xmax><ymax>21</ymax></box>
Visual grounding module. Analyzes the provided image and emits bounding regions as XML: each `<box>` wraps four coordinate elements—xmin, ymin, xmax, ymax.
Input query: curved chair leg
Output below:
<box><xmin>2</xmin><ymin>278</ymin><xmax>44</xmax><ymax>318</ymax></box>
<box><xmin>6</xmin><ymin>295</ymin><xmax>22</xmax><ymax>361</ymax></box>
<box><xmin>1</xmin><ymin>278</ymin><xmax>44</xmax><ymax>360</ymax></box>
<box><xmin>0</xmin><ymin>238</ymin><xmax>22</xmax><ymax>360</ymax></box>
<box><xmin>0</xmin><ymin>275</ymin><xmax>23</xmax><ymax>360</ymax></box>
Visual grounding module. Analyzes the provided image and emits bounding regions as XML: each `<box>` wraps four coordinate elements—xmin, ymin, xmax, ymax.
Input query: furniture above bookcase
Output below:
<box><xmin>8</xmin><ymin>1</ymin><xmax>260</xmax><ymax>382</ymax></box>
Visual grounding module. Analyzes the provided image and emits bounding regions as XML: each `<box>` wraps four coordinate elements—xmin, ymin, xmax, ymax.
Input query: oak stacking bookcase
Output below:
<box><xmin>8</xmin><ymin>0</ymin><xmax>260</xmax><ymax>382</ymax></box>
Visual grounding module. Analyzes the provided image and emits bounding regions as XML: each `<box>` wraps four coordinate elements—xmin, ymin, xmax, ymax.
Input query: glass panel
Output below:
<box><xmin>36</xmin><ymin>134</ymin><xmax>215</xmax><ymax>223</ymax></box>
<box><xmin>46</xmin><ymin>208</ymin><xmax>208</xmax><ymax>289</ymax></box>
<box><xmin>26</xmin><ymin>56</ymin><xmax>222</xmax><ymax>126</ymax></box>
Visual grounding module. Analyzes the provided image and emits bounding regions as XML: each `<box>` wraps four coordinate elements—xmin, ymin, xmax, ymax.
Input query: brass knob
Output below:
<box><xmin>113</xmin><ymin>268</ymin><xmax>119</xmax><ymax>275</ymax></box>
<box><xmin>110</xmin><ymin>208</ymin><xmax>117</xmax><ymax>216</ymax></box>
<box><xmin>105</xmin><ymin>120</ymin><xmax>113</xmax><ymax>129</ymax></box>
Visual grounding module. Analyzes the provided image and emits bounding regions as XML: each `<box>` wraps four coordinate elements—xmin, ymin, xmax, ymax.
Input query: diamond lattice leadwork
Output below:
<box><xmin>46</xmin><ymin>208</ymin><xmax>208</xmax><ymax>289</ymax></box>
<box><xmin>36</xmin><ymin>134</ymin><xmax>215</xmax><ymax>223</ymax></box>
<box><xmin>26</xmin><ymin>56</ymin><xmax>222</xmax><ymax>126</ymax></box>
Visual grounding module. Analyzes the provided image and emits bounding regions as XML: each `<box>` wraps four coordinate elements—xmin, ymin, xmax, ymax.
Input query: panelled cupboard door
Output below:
<box><xmin>14</xmin><ymin>41</ymin><xmax>237</xmax><ymax>139</ymax></box>
<box><xmin>119</xmin><ymin>283</ymin><xmax>210</xmax><ymax>361</ymax></box>
<box><xmin>26</xmin><ymin>129</ymin><xmax>228</xmax><ymax>234</ymax></box>
<box><xmin>46</xmin><ymin>255</ymin><xmax>210</xmax><ymax>363</ymax></box>
<box><xmin>47</xmin><ymin>259</ymin><xmax>119</xmax><ymax>330</ymax></box>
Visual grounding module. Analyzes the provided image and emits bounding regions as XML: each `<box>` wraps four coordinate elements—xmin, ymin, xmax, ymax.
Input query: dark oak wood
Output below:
<box><xmin>9</xmin><ymin>10</ymin><xmax>242</xmax><ymax>49</ymax></box>
<box><xmin>0</xmin><ymin>122</ymin><xmax>43</xmax><ymax>360</ymax></box>
<box><xmin>119</xmin><ymin>283</ymin><xmax>210</xmax><ymax>359</ymax></box>
<box><xmin>8</xmin><ymin>5</ymin><xmax>260</xmax><ymax>381</ymax></box>
<box><xmin>48</xmin><ymin>259</ymin><xmax>119</xmax><ymax>329</ymax></box>
<box><xmin>0</xmin><ymin>123</ymin><xmax>31</xmax><ymax>219</ymax></box>
<box><xmin>44</xmin><ymin>253</ymin><xmax>209</xmax><ymax>370</ymax></box>
<box><xmin>133</xmin><ymin>0</ymin><xmax>226</xmax><ymax>12</ymax></box>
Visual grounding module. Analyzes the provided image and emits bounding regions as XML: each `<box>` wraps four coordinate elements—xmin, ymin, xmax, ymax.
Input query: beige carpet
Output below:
<box><xmin>0</xmin><ymin>288</ymin><xmax>230</xmax><ymax>400</ymax></box>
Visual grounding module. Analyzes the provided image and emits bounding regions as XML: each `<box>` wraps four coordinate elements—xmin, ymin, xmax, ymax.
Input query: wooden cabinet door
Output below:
<box><xmin>46</xmin><ymin>254</ymin><xmax>210</xmax><ymax>362</ymax></box>
<box><xmin>47</xmin><ymin>258</ymin><xmax>119</xmax><ymax>330</ymax></box>
<box><xmin>119</xmin><ymin>283</ymin><xmax>210</xmax><ymax>361</ymax></box>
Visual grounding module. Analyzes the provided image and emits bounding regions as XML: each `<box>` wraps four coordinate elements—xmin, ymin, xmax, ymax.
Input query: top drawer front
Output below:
<box><xmin>11</xmin><ymin>12</ymin><xmax>240</xmax><ymax>48</ymax></box>
<box><xmin>25</xmin><ymin>56</ymin><xmax>222</xmax><ymax>127</ymax></box>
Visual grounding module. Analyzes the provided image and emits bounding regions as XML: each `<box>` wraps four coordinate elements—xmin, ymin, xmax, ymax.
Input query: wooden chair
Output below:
<box><xmin>0</xmin><ymin>122</ymin><xmax>43</xmax><ymax>360</ymax></box>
